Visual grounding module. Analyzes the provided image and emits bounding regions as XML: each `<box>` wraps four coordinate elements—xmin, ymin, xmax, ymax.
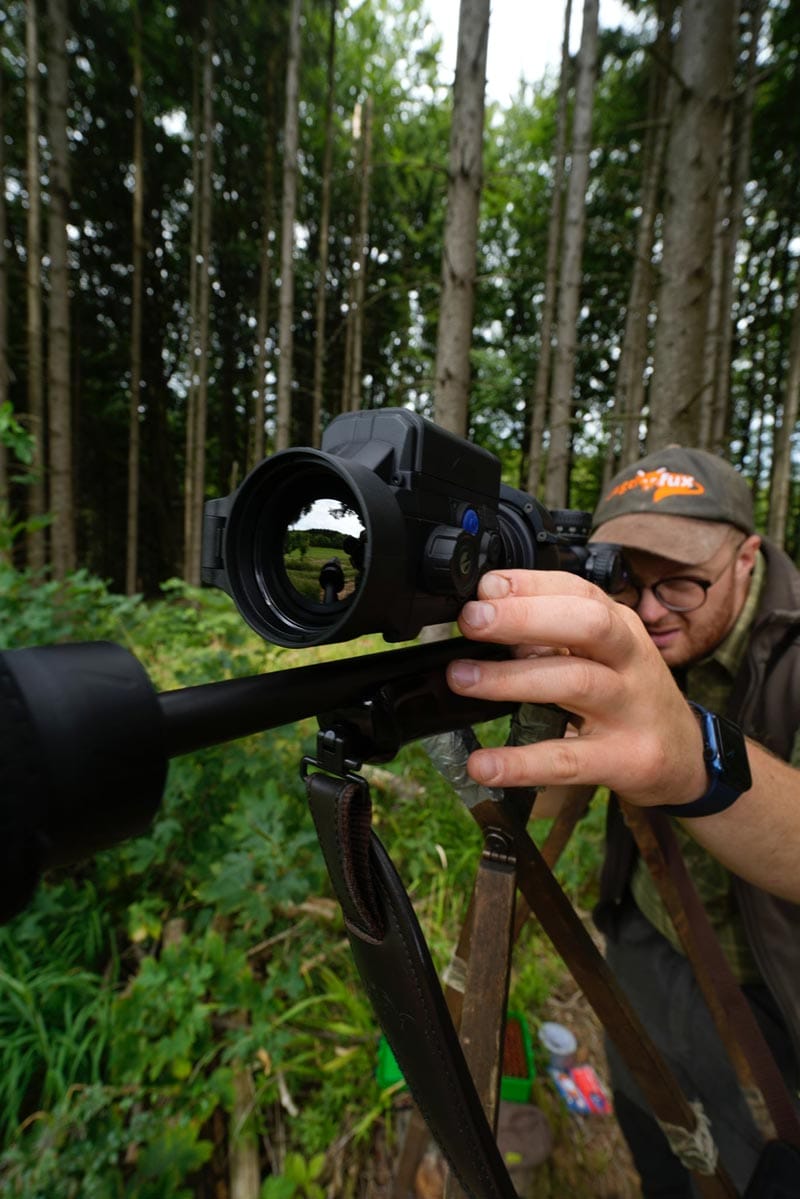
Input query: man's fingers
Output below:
<box><xmin>456</xmin><ymin>591</ymin><xmax>641</xmax><ymax>669</ymax></box>
<box><xmin>447</xmin><ymin>653</ymin><xmax>621</xmax><ymax>714</ymax></box>
<box><xmin>478</xmin><ymin>569</ymin><xmax>599</xmax><ymax>602</ymax></box>
<box><xmin>466</xmin><ymin>736</ymin><xmax>598</xmax><ymax>790</ymax></box>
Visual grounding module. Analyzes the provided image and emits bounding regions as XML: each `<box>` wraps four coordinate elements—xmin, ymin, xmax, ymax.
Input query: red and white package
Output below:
<box><xmin>570</xmin><ymin>1065</ymin><xmax>612</xmax><ymax>1115</ymax></box>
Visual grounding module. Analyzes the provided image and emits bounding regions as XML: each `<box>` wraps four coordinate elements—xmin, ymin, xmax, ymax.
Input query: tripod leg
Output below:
<box><xmin>469</xmin><ymin>798</ymin><xmax>739</xmax><ymax>1199</ymax></box>
<box><xmin>623</xmin><ymin>803</ymin><xmax>800</xmax><ymax>1149</ymax></box>
<box><xmin>393</xmin><ymin>786</ymin><xmax>592</xmax><ymax>1196</ymax></box>
<box><xmin>444</xmin><ymin>846</ymin><xmax>517</xmax><ymax>1199</ymax></box>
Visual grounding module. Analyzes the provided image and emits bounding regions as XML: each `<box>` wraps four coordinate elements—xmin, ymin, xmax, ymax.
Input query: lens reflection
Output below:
<box><xmin>282</xmin><ymin>497</ymin><xmax>366</xmax><ymax>607</ymax></box>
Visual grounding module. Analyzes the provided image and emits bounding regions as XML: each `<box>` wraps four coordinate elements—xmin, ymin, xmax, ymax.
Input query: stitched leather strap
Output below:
<box><xmin>305</xmin><ymin>770</ymin><xmax>518</xmax><ymax>1199</ymax></box>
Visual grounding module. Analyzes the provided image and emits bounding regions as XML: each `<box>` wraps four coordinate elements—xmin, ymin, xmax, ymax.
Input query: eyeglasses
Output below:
<box><xmin>610</xmin><ymin>541</ymin><xmax>746</xmax><ymax>614</ymax></box>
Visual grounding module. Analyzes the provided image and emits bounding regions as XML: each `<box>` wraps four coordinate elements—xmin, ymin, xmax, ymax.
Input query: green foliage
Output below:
<box><xmin>0</xmin><ymin>568</ymin><xmax>610</xmax><ymax>1193</ymax></box>
<box><xmin>261</xmin><ymin>1152</ymin><xmax>326</xmax><ymax>1199</ymax></box>
<box><xmin>0</xmin><ymin>566</ymin><xmax>142</xmax><ymax>650</ymax></box>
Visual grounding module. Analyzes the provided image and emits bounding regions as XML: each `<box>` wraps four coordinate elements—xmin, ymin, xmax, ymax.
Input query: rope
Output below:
<box><xmin>442</xmin><ymin>954</ymin><xmax>469</xmax><ymax>994</ymax></box>
<box><xmin>657</xmin><ymin>1100</ymin><xmax>719</xmax><ymax>1175</ymax></box>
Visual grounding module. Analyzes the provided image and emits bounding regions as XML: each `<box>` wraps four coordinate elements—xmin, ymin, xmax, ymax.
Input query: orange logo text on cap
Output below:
<box><xmin>606</xmin><ymin>467</ymin><xmax>705</xmax><ymax>505</ymax></box>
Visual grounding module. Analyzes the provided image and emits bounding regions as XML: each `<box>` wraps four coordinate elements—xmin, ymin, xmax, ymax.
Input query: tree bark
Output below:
<box><xmin>311</xmin><ymin>0</ymin><xmax>337</xmax><ymax>445</ymax></box>
<box><xmin>0</xmin><ymin>43</ymin><xmax>8</xmax><ymax>542</ymax></box>
<box><xmin>525</xmin><ymin>0</ymin><xmax>572</xmax><ymax>497</ymax></box>
<box><xmin>767</xmin><ymin>283</ymin><xmax>800</xmax><ymax>549</ymax></box>
<box><xmin>250</xmin><ymin>89</ymin><xmax>275</xmax><ymax>468</ymax></box>
<box><xmin>26</xmin><ymin>0</ymin><xmax>47</xmax><ymax>570</ymax></box>
<box><xmin>612</xmin><ymin>0</ymin><xmax>675</xmax><ymax>473</ymax></box>
<box><xmin>275</xmin><ymin>0</ymin><xmax>302</xmax><ymax>451</ymax></box>
<box><xmin>544</xmin><ymin>0</ymin><xmax>599</xmax><ymax>508</ymax></box>
<box><xmin>433</xmin><ymin>0</ymin><xmax>490</xmax><ymax>437</ymax></box>
<box><xmin>125</xmin><ymin>1</ymin><xmax>144</xmax><ymax>595</ymax></box>
<box><xmin>345</xmin><ymin>95</ymin><xmax>373</xmax><ymax>414</ymax></box>
<box><xmin>183</xmin><ymin>3</ymin><xmax>214</xmax><ymax>585</ymax></box>
<box><xmin>648</xmin><ymin>0</ymin><xmax>737</xmax><ymax>448</ymax></box>
<box><xmin>46</xmin><ymin>0</ymin><xmax>76</xmax><ymax>578</ymax></box>
<box><xmin>183</xmin><ymin>35</ymin><xmax>202</xmax><ymax>575</ymax></box>
<box><xmin>708</xmin><ymin>0</ymin><xmax>764</xmax><ymax>454</ymax></box>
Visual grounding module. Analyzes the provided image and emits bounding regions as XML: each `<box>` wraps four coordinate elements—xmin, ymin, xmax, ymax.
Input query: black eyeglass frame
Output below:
<box><xmin>611</xmin><ymin>539</ymin><xmax>748</xmax><ymax>614</ymax></box>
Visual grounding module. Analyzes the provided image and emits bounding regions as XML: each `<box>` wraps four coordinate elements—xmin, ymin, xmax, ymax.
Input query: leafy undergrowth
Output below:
<box><xmin>0</xmin><ymin>567</ymin><xmax>632</xmax><ymax>1197</ymax></box>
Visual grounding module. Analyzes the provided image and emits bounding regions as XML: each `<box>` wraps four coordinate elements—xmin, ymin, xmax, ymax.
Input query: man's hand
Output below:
<box><xmin>447</xmin><ymin>569</ymin><xmax>800</xmax><ymax>903</ymax></box>
<box><xmin>446</xmin><ymin>569</ymin><xmax>708</xmax><ymax>809</ymax></box>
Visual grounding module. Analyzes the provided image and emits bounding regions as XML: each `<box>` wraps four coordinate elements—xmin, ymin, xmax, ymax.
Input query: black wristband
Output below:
<box><xmin>657</xmin><ymin>703</ymin><xmax>752</xmax><ymax>819</ymax></box>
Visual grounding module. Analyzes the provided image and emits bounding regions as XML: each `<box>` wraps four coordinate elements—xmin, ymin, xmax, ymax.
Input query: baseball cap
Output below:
<box><xmin>591</xmin><ymin>447</ymin><xmax>755</xmax><ymax>565</ymax></box>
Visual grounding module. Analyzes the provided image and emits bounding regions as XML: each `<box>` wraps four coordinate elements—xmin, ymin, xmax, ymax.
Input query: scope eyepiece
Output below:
<box><xmin>204</xmin><ymin>447</ymin><xmax>409</xmax><ymax>647</ymax></box>
<box><xmin>202</xmin><ymin>409</ymin><xmax>624</xmax><ymax>648</ymax></box>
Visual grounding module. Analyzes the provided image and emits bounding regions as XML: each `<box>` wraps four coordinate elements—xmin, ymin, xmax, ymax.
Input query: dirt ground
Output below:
<box><xmin>362</xmin><ymin>960</ymin><xmax>643</xmax><ymax>1199</ymax></box>
<box><xmin>528</xmin><ymin>969</ymin><xmax>643</xmax><ymax>1198</ymax></box>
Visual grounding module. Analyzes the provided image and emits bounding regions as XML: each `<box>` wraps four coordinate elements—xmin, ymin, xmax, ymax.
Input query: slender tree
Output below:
<box><xmin>525</xmin><ymin>0</ymin><xmax>572</xmax><ymax>496</ymax></box>
<box><xmin>345</xmin><ymin>94</ymin><xmax>373</xmax><ymax>414</ymax></box>
<box><xmin>46</xmin><ymin>0</ymin><xmax>76</xmax><ymax>578</ymax></box>
<box><xmin>648</xmin><ymin>0</ymin><xmax>737</xmax><ymax>448</ymax></box>
<box><xmin>184</xmin><ymin>0</ymin><xmax>215</xmax><ymax>586</ymax></box>
<box><xmin>611</xmin><ymin>0</ymin><xmax>675</xmax><ymax>472</ymax></box>
<box><xmin>433</xmin><ymin>0</ymin><xmax>490</xmax><ymax>437</ymax></box>
<box><xmin>0</xmin><ymin>42</ymin><xmax>8</xmax><ymax>539</ymax></box>
<box><xmin>767</xmin><ymin>282</ymin><xmax>800</xmax><ymax>549</ymax></box>
<box><xmin>311</xmin><ymin>0</ymin><xmax>337</xmax><ymax>445</ymax></box>
<box><xmin>250</xmin><ymin>97</ymin><xmax>275</xmax><ymax>469</ymax></box>
<box><xmin>125</xmin><ymin>0</ymin><xmax>144</xmax><ymax>595</ymax></box>
<box><xmin>544</xmin><ymin>0</ymin><xmax>599</xmax><ymax>508</ymax></box>
<box><xmin>707</xmin><ymin>0</ymin><xmax>765</xmax><ymax>453</ymax></box>
<box><xmin>275</xmin><ymin>0</ymin><xmax>302</xmax><ymax>451</ymax></box>
<box><xmin>183</xmin><ymin>31</ymin><xmax>203</xmax><ymax>576</ymax></box>
<box><xmin>26</xmin><ymin>0</ymin><xmax>46</xmax><ymax>570</ymax></box>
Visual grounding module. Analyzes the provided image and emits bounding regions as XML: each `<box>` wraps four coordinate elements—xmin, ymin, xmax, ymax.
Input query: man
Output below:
<box><xmin>445</xmin><ymin>447</ymin><xmax>800</xmax><ymax>1196</ymax></box>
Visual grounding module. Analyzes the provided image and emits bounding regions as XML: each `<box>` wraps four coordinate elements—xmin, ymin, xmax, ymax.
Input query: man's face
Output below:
<box><xmin>616</xmin><ymin>531</ymin><xmax>761</xmax><ymax>668</ymax></box>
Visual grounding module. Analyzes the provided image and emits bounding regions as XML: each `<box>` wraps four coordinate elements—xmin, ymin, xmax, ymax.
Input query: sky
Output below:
<box><xmin>424</xmin><ymin>0</ymin><xmax>639</xmax><ymax>105</ymax></box>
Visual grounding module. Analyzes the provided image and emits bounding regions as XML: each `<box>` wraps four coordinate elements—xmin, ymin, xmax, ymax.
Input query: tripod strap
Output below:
<box><xmin>624</xmin><ymin>804</ymin><xmax>800</xmax><ymax>1150</ymax></box>
<box><xmin>304</xmin><ymin>770</ymin><xmax>518</xmax><ymax>1199</ymax></box>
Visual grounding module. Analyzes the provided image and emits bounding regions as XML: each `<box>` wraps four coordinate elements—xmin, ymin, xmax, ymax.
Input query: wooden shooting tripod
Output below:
<box><xmin>302</xmin><ymin>682</ymin><xmax>800</xmax><ymax>1199</ymax></box>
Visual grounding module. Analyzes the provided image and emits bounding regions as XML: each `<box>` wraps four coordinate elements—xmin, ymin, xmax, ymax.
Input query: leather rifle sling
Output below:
<box><xmin>305</xmin><ymin>769</ymin><xmax>519</xmax><ymax>1199</ymax></box>
<box><xmin>623</xmin><ymin>803</ymin><xmax>800</xmax><ymax>1150</ymax></box>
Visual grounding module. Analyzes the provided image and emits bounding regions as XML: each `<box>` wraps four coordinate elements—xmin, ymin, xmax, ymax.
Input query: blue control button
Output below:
<box><xmin>461</xmin><ymin>508</ymin><xmax>480</xmax><ymax>535</ymax></box>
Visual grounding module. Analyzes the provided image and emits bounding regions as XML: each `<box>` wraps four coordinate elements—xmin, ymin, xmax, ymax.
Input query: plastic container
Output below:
<box><xmin>376</xmin><ymin>1010</ymin><xmax>536</xmax><ymax>1103</ymax></box>
<box><xmin>538</xmin><ymin>1021</ymin><xmax>577</xmax><ymax>1070</ymax></box>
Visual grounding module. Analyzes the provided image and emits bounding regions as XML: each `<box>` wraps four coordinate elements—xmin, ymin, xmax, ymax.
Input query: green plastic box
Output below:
<box><xmin>376</xmin><ymin>1010</ymin><xmax>536</xmax><ymax>1104</ymax></box>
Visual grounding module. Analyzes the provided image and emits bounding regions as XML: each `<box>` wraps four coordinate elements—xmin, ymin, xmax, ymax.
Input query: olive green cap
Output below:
<box><xmin>591</xmin><ymin>447</ymin><xmax>755</xmax><ymax>565</ymax></box>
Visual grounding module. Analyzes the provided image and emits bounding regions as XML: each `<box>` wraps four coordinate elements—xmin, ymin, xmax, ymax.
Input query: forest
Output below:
<box><xmin>1</xmin><ymin>0</ymin><xmax>799</xmax><ymax>1196</ymax></box>
<box><xmin>1</xmin><ymin>0</ymin><xmax>799</xmax><ymax>593</ymax></box>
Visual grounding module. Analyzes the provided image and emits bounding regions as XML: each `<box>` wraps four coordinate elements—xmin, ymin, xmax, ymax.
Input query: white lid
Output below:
<box><xmin>538</xmin><ymin>1021</ymin><xmax>577</xmax><ymax>1055</ymax></box>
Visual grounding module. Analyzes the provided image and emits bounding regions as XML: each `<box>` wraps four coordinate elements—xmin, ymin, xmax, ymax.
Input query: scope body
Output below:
<box><xmin>202</xmin><ymin>408</ymin><xmax>621</xmax><ymax>648</ymax></box>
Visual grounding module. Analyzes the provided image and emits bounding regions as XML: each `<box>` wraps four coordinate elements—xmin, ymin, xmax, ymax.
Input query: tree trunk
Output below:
<box><xmin>346</xmin><ymin>95</ymin><xmax>373</xmax><ymax>414</ymax></box>
<box><xmin>250</xmin><ymin>41</ymin><xmax>278</xmax><ymax>470</ymax></box>
<box><xmin>311</xmin><ymin>0</ymin><xmax>337</xmax><ymax>446</ymax></box>
<box><xmin>525</xmin><ymin>0</ymin><xmax>572</xmax><ymax>496</ymax></box>
<box><xmin>275</xmin><ymin>0</ymin><xmax>302</xmax><ymax>451</ymax></box>
<box><xmin>183</xmin><ymin>36</ymin><xmax>202</xmax><ymax>576</ymax></box>
<box><xmin>648</xmin><ymin>0</ymin><xmax>737</xmax><ymax>448</ymax></box>
<box><xmin>46</xmin><ymin>0</ymin><xmax>76</xmax><ymax>579</ymax></box>
<box><xmin>612</xmin><ymin>0</ymin><xmax>675</xmax><ymax>473</ymax></box>
<box><xmin>187</xmin><ymin>2</ymin><xmax>214</xmax><ymax>586</ymax></box>
<box><xmin>433</xmin><ymin>0</ymin><xmax>490</xmax><ymax>437</ymax></box>
<box><xmin>0</xmin><ymin>44</ymin><xmax>8</xmax><ymax>544</ymax></box>
<box><xmin>26</xmin><ymin>0</ymin><xmax>47</xmax><ymax>570</ymax></box>
<box><xmin>767</xmin><ymin>285</ymin><xmax>800</xmax><ymax>549</ymax></box>
<box><xmin>544</xmin><ymin>0</ymin><xmax>599</xmax><ymax>509</ymax></box>
<box><xmin>698</xmin><ymin>98</ymin><xmax>733</xmax><ymax>452</ymax></box>
<box><xmin>125</xmin><ymin>1</ymin><xmax>144</xmax><ymax>595</ymax></box>
<box><xmin>708</xmin><ymin>0</ymin><xmax>764</xmax><ymax>454</ymax></box>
